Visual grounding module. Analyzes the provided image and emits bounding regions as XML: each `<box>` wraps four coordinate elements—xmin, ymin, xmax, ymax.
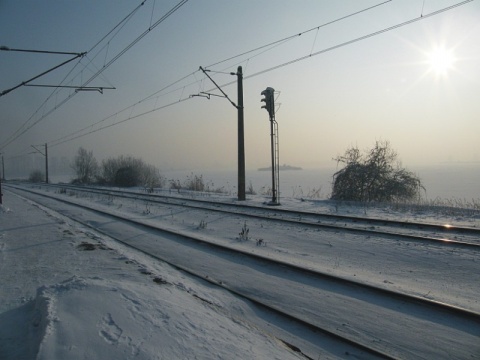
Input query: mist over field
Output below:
<box><xmin>1</xmin><ymin>1</ymin><xmax>479</xmax><ymax>182</ymax></box>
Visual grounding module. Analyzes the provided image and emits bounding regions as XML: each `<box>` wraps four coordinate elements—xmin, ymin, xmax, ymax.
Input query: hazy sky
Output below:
<box><xmin>1</xmin><ymin>0</ymin><xmax>479</xmax><ymax>173</ymax></box>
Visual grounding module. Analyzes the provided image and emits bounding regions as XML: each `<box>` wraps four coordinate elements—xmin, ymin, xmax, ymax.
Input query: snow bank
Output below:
<box><xmin>32</xmin><ymin>275</ymin><xmax>298</xmax><ymax>360</ymax></box>
<box><xmin>1</xmin><ymin>191</ymin><xmax>304</xmax><ymax>359</ymax></box>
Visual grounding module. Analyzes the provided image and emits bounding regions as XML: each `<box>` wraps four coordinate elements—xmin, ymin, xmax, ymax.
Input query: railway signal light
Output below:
<box><xmin>261</xmin><ymin>87</ymin><xmax>274</xmax><ymax>117</ymax></box>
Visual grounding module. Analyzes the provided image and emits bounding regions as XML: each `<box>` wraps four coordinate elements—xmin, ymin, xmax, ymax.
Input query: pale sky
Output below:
<box><xmin>1</xmin><ymin>0</ymin><xmax>479</xmax><ymax>174</ymax></box>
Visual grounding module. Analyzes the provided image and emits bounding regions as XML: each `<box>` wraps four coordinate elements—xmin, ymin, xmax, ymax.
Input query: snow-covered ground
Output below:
<box><xmin>1</xmin><ymin>185</ymin><xmax>479</xmax><ymax>359</ymax></box>
<box><xmin>1</xmin><ymin>190</ymin><xmax>323</xmax><ymax>359</ymax></box>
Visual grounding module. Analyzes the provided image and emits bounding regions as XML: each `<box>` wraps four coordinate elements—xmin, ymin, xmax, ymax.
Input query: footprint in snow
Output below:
<box><xmin>99</xmin><ymin>313</ymin><xmax>123</xmax><ymax>345</ymax></box>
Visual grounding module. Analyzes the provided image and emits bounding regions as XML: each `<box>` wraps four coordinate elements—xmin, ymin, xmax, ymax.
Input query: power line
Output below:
<box><xmin>83</xmin><ymin>0</ymin><xmax>189</xmax><ymax>91</ymax></box>
<box><xmin>48</xmin><ymin>70</ymin><xmax>198</xmax><ymax>148</ymax></box>
<box><xmin>0</xmin><ymin>0</ymin><xmax>189</xmax><ymax>152</ymax></box>
<box><xmin>205</xmin><ymin>0</ymin><xmax>393</xmax><ymax>70</ymax></box>
<box><xmin>50</xmin><ymin>98</ymin><xmax>191</xmax><ymax>148</ymax></box>
<box><xmin>46</xmin><ymin>0</ymin><xmax>474</xmax><ymax>150</ymax></box>
<box><xmin>47</xmin><ymin>0</ymin><xmax>474</xmax><ymax>147</ymax></box>
<box><xmin>7</xmin><ymin>0</ymin><xmax>475</xmax><ymax>154</ymax></box>
<box><xmin>0</xmin><ymin>57</ymin><xmax>87</xmax><ymax>150</ymax></box>
<box><xmin>243</xmin><ymin>0</ymin><xmax>475</xmax><ymax>81</ymax></box>
<box><xmin>1</xmin><ymin>0</ymin><xmax>387</xmax><ymax>151</ymax></box>
<box><xmin>0</xmin><ymin>2</ymin><xmax>146</xmax><ymax>151</ymax></box>
<box><xmin>48</xmin><ymin>1</ymin><xmax>396</xmax><ymax>148</ymax></box>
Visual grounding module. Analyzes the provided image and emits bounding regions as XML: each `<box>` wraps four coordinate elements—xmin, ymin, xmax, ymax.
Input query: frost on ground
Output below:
<box><xmin>0</xmin><ymin>192</ymin><xmax>304</xmax><ymax>360</ymax></box>
<box><xmin>34</xmin><ymin>276</ymin><xmax>292</xmax><ymax>360</ymax></box>
<box><xmin>2</xmin><ymin>184</ymin><xmax>480</xmax><ymax>359</ymax></box>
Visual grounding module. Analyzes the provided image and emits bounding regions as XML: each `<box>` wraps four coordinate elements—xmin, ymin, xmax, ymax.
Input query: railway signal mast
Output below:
<box><xmin>261</xmin><ymin>87</ymin><xmax>280</xmax><ymax>205</ymax></box>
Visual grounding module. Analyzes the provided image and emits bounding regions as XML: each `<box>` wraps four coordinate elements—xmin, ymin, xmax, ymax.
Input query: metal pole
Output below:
<box><xmin>237</xmin><ymin>66</ymin><xmax>246</xmax><ymax>201</ymax></box>
<box><xmin>45</xmin><ymin>143</ymin><xmax>49</xmax><ymax>184</ymax></box>
<box><xmin>0</xmin><ymin>155</ymin><xmax>3</xmax><ymax>204</ymax></box>
<box><xmin>197</xmin><ymin>65</ymin><xmax>245</xmax><ymax>200</ymax></box>
<box><xmin>270</xmin><ymin>116</ymin><xmax>277</xmax><ymax>203</ymax></box>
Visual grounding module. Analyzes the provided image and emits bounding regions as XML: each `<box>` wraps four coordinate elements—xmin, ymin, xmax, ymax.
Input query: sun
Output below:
<box><xmin>427</xmin><ymin>45</ymin><xmax>456</xmax><ymax>76</ymax></box>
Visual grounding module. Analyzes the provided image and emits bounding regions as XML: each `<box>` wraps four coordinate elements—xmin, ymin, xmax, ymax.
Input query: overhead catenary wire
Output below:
<box><xmin>0</xmin><ymin>1</ymin><xmax>147</xmax><ymax>151</ymax></box>
<box><xmin>244</xmin><ymin>0</ymin><xmax>475</xmax><ymax>81</ymax></box>
<box><xmin>0</xmin><ymin>55</ymin><xmax>88</xmax><ymax>150</ymax></box>
<box><xmin>42</xmin><ymin>0</ymin><xmax>474</xmax><ymax>152</ymax></box>
<box><xmin>0</xmin><ymin>0</ymin><xmax>387</xmax><ymax>153</ymax></box>
<box><xmin>47</xmin><ymin>70</ymin><xmax>199</xmax><ymax>148</ymax></box>
<box><xmin>47</xmin><ymin>0</ymin><xmax>397</xmax><ymax>149</ymax></box>
<box><xmin>205</xmin><ymin>0</ymin><xmax>393</xmax><ymax>70</ymax></box>
<box><xmin>50</xmin><ymin>98</ymin><xmax>192</xmax><ymax>148</ymax></box>
<box><xmin>0</xmin><ymin>0</ymin><xmax>189</xmax><ymax>152</ymax></box>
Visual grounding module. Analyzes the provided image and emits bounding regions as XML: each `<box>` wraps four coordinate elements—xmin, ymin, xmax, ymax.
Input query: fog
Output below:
<box><xmin>1</xmin><ymin>0</ymin><xmax>479</xmax><ymax>178</ymax></box>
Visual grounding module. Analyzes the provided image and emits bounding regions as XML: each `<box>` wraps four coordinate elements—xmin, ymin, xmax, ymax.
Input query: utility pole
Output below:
<box><xmin>0</xmin><ymin>154</ymin><xmax>3</xmax><ymax>205</ymax></box>
<box><xmin>236</xmin><ymin>66</ymin><xmax>245</xmax><ymax>201</ymax></box>
<box><xmin>45</xmin><ymin>143</ymin><xmax>49</xmax><ymax>184</ymax></box>
<box><xmin>31</xmin><ymin>144</ymin><xmax>49</xmax><ymax>183</ymax></box>
<box><xmin>197</xmin><ymin>66</ymin><xmax>246</xmax><ymax>201</ymax></box>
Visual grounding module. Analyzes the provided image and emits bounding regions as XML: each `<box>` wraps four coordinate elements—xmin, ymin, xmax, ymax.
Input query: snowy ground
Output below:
<box><xmin>1</xmin><ymin>190</ymin><xmax>321</xmax><ymax>359</ymax></box>
<box><xmin>1</xmin><ymin>185</ymin><xmax>479</xmax><ymax>359</ymax></box>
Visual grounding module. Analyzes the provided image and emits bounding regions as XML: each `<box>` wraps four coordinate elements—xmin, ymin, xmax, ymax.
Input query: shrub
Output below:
<box><xmin>246</xmin><ymin>181</ymin><xmax>256</xmax><ymax>195</ymax></box>
<box><xmin>71</xmin><ymin>147</ymin><xmax>98</xmax><ymax>184</ymax></box>
<box><xmin>100</xmin><ymin>155</ymin><xmax>164</xmax><ymax>189</ymax></box>
<box><xmin>184</xmin><ymin>173</ymin><xmax>206</xmax><ymax>191</ymax></box>
<box><xmin>115</xmin><ymin>165</ymin><xmax>138</xmax><ymax>187</ymax></box>
<box><xmin>331</xmin><ymin>141</ymin><xmax>424</xmax><ymax>203</ymax></box>
<box><xmin>168</xmin><ymin>174</ymin><xmax>225</xmax><ymax>194</ymax></box>
<box><xmin>29</xmin><ymin>170</ymin><xmax>45</xmax><ymax>183</ymax></box>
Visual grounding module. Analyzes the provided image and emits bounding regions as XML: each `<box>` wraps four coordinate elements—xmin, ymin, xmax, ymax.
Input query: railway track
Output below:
<box><xmin>5</xmin><ymin>183</ymin><xmax>480</xmax><ymax>359</ymax></box>
<box><xmin>13</xmin><ymin>182</ymin><xmax>480</xmax><ymax>249</ymax></box>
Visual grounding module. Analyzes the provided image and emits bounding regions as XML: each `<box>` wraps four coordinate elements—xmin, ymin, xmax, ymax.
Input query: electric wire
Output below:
<box><xmin>50</xmin><ymin>98</ymin><xmax>191</xmax><ymax>148</ymax></box>
<box><xmin>0</xmin><ymin>1</ymin><xmax>147</xmax><ymax>151</ymax></box>
<box><xmin>0</xmin><ymin>57</ymin><xmax>85</xmax><ymax>150</ymax></box>
<box><xmin>41</xmin><ymin>0</ymin><xmax>189</xmax><ymax>141</ymax></box>
<box><xmin>0</xmin><ymin>0</ymin><xmax>188</xmax><ymax>149</ymax></box>
<box><xmin>81</xmin><ymin>0</ymin><xmax>188</xmax><ymax>90</ymax></box>
<box><xmin>4</xmin><ymin>0</ymin><xmax>474</xmax><ymax>158</ymax></box>
<box><xmin>205</xmin><ymin>0</ymin><xmax>393</xmax><ymax>69</ymax></box>
<box><xmin>47</xmin><ymin>70</ymin><xmax>199</xmax><ymax>148</ymax></box>
<box><xmin>47</xmin><ymin>0</ymin><xmax>397</xmax><ymax>149</ymax></box>
<box><xmin>1</xmin><ymin>0</ymin><xmax>384</xmax><ymax>153</ymax></box>
<box><xmin>243</xmin><ymin>0</ymin><xmax>475</xmax><ymax>81</ymax></box>
<box><xmin>42</xmin><ymin>0</ymin><xmax>474</xmax><ymax>152</ymax></box>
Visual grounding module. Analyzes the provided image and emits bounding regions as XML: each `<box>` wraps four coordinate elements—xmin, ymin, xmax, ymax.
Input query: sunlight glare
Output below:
<box><xmin>428</xmin><ymin>45</ymin><xmax>456</xmax><ymax>76</ymax></box>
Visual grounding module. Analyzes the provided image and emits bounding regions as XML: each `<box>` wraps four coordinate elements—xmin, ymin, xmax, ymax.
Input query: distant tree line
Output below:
<box><xmin>43</xmin><ymin>143</ymin><xmax>424</xmax><ymax>204</ymax></box>
<box><xmin>71</xmin><ymin>147</ymin><xmax>164</xmax><ymax>190</ymax></box>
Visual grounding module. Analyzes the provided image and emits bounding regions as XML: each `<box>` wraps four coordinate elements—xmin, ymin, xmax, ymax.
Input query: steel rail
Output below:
<box><xmin>7</xmin><ymin>185</ymin><xmax>480</xmax><ymax>359</ymax></box>
<box><xmin>40</xmin><ymin>183</ymin><xmax>480</xmax><ymax>234</ymax></box>
<box><xmin>23</xmin><ymin>183</ymin><xmax>480</xmax><ymax>250</ymax></box>
<box><xmin>7</xmin><ymin>184</ymin><xmax>399</xmax><ymax>359</ymax></box>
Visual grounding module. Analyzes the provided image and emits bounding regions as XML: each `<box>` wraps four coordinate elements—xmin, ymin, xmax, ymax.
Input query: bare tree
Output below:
<box><xmin>331</xmin><ymin>141</ymin><xmax>424</xmax><ymax>202</ymax></box>
<box><xmin>72</xmin><ymin>147</ymin><xmax>98</xmax><ymax>184</ymax></box>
